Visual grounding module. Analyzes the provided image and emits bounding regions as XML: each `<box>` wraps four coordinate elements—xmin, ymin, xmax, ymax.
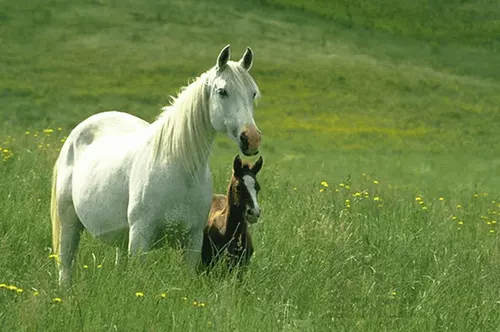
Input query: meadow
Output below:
<box><xmin>1</xmin><ymin>0</ymin><xmax>500</xmax><ymax>331</ymax></box>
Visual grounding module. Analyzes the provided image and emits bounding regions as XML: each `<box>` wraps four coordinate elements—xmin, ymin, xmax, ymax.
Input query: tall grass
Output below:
<box><xmin>1</xmin><ymin>0</ymin><xmax>500</xmax><ymax>330</ymax></box>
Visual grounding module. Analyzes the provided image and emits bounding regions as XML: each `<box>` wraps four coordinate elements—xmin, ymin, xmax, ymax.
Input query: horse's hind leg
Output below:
<box><xmin>58</xmin><ymin>202</ymin><xmax>83</xmax><ymax>286</ymax></box>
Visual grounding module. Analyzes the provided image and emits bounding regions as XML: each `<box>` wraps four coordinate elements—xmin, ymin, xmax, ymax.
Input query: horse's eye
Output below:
<box><xmin>217</xmin><ymin>88</ymin><xmax>228</xmax><ymax>97</ymax></box>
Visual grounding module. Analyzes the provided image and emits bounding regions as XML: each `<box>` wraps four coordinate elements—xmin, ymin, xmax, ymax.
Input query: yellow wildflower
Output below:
<box><xmin>456</xmin><ymin>204</ymin><xmax>462</xmax><ymax>209</ymax></box>
<box><xmin>52</xmin><ymin>297</ymin><xmax>62</xmax><ymax>303</ymax></box>
<box><xmin>182</xmin><ymin>296</ymin><xmax>188</xmax><ymax>301</ymax></box>
<box><xmin>451</xmin><ymin>216</ymin><xmax>457</xmax><ymax>220</ymax></box>
<box><xmin>16</xmin><ymin>288</ymin><xmax>23</xmax><ymax>294</ymax></box>
<box><xmin>0</xmin><ymin>283</ymin><xmax>7</xmax><ymax>289</ymax></box>
<box><xmin>319</xmin><ymin>188</ymin><xmax>324</xmax><ymax>193</ymax></box>
<box><xmin>193</xmin><ymin>301</ymin><xmax>198</xmax><ymax>306</ymax></box>
<box><xmin>43</xmin><ymin>129</ymin><xmax>54</xmax><ymax>134</ymax></box>
<box><xmin>57</xmin><ymin>127</ymin><xmax>62</xmax><ymax>131</ymax></box>
<box><xmin>97</xmin><ymin>264</ymin><xmax>102</xmax><ymax>269</ymax></box>
<box><xmin>492</xmin><ymin>220</ymin><xmax>497</xmax><ymax>224</ymax></box>
<box><xmin>25</xmin><ymin>131</ymin><xmax>30</xmax><ymax>135</ymax></box>
<box><xmin>135</xmin><ymin>292</ymin><xmax>144</xmax><ymax>297</ymax></box>
<box><xmin>490</xmin><ymin>229</ymin><xmax>495</xmax><ymax>234</ymax></box>
<box><xmin>438</xmin><ymin>197</ymin><xmax>444</xmax><ymax>201</ymax></box>
<box><xmin>422</xmin><ymin>206</ymin><xmax>427</xmax><ymax>210</ymax></box>
<box><xmin>7</xmin><ymin>285</ymin><xmax>17</xmax><ymax>291</ymax></box>
<box><xmin>33</xmin><ymin>291</ymin><xmax>39</xmax><ymax>296</ymax></box>
<box><xmin>415</xmin><ymin>197</ymin><xmax>422</xmax><ymax>201</ymax></box>
<box><xmin>458</xmin><ymin>221</ymin><xmax>464</xmax><ymax>225</ymax></box>
<box><xmin>473</xmin><ymin>193</ymin><xmax>479</xmax><ymax>198</ymax></box>
<box><xmin>373</xmin><ymin>180</ymin><xmax>379</xmax><ymax>184</ymax></box>
<box><xmin>83</xmin><ymin>265</ymin><xmax>89</xmax><ymax>269</ymax></box>
<box><xmin>198</xmin><ymin>302</ymin><xmax>206</xmax><ymax>307</ymax></box>
<box><xmin>160</xmin><ymin>293</ymin><xmax>167</xmax><ymax>298</ymax></box>
<box><xmin>339</xmin><ymin>183</ymin><xmax>345</xmax><ymax>187</ymax></box>
<box><xmin>320</xmin><ymin>181</ymin><xmax>329</xmax><ymax>187</ymax></box>
<box><xmin>373</xmin><ymin>196</ymin><xmax>381</xmax><ymax>201</ymax></box>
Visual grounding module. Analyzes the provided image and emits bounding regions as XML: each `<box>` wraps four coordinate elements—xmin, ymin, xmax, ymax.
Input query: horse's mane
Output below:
<box><xmin>150</xmin><ymin>62</ymin><xmax>260</xmax><ymax>178</ymax></box>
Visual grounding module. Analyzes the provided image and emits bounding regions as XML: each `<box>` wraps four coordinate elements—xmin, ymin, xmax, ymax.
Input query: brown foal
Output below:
<box><xmin>201</xmin><ymin>155</ymin><xmax>263</xmax><ymax>275</ymax></box>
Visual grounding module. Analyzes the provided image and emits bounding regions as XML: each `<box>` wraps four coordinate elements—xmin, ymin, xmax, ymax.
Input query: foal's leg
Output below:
<box><xmin>58</xmin><ymin>202</ymin><xmax>83</xmax><ymax>286</ymax></box>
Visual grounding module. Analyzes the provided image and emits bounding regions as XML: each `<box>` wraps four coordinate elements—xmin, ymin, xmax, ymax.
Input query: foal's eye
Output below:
<box><xmin>217</xmin><ymin>88</ymin><xmax>228</xmax><ymax>97</ymax></box>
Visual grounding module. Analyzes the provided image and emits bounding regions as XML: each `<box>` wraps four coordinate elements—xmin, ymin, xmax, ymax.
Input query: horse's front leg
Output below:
<box><xmin>185</xmin><ymin>223</ymin><xmax>205</xmax><ymax>271</ymax></box>
<box><xmin>128</xmin><ymin>220</ymin><xmax>159</xmax><ymax>258</ymax></box>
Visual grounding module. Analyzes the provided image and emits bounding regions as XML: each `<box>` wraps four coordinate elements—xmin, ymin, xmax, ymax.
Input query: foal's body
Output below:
<box><xmin>202</xmin><ymin>155</ymin><xmax>263</xmax><ymax>272</ymax></box>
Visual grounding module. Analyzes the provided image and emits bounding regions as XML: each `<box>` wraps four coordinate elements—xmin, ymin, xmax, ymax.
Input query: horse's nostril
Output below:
<box><xmin>239</xmin><ymin>132</ymin><xmax>249</xmax><ymax>151</ymax></box>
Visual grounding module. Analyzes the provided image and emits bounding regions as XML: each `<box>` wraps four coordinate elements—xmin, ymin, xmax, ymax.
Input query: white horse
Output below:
<box><xmin>50</xmin><ymin>45</ymin><xmax>262</xmax><ymax>285</ymax></box>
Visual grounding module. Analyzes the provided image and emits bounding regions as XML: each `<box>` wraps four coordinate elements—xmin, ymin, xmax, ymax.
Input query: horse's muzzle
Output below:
<box><xmin>239</xmin><ymin>125</ymin><xmax>261</xmax><ymax>156</ymax></box>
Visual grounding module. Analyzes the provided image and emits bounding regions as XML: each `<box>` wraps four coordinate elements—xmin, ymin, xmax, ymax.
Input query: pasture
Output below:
<box><xmin>1</xmin><ymin>0</ymin><xmax>500</xmax><ymax>331</ymax></box>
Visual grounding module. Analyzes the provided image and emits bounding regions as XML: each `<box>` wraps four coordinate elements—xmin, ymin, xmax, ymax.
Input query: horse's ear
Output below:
<box><xmin>251</xmin><ymin>156</ymin><xmax>263</xmax><ymax>174</ymax></box>
<box><xmin>239</xmin><ymin>47</ymin><xmax>253</xmax><ymax>71</ymax></box>
<box><xmin>233</xmin><ymin>154</ymin><xmax>243</xmax><ymax>176</ymax></box>
<box><xmin>216</xmin><ymin>44</ymin><xmax>231</xmax><ymax>72</ymax></box>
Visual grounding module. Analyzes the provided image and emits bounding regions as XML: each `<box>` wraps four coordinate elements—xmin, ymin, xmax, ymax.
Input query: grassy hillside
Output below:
<box><xmin>1</xmin><ymin>0</ymin><xmax>500</xmax><ymax>331</ymax></box>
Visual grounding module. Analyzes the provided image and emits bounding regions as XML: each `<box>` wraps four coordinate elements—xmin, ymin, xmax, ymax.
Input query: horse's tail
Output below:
<box><xmin>50</xmin><ymin>162</ymin><xmax>60</xmax><ymax>263</ymax></box>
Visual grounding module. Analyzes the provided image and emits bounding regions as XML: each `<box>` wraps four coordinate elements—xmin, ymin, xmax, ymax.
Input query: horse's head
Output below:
<box><xmin>207</xmin><ymin>45</ymin><xmax>261</xmax><ymax>156</ymax></box>
<box><xmin>231</xmin><ymin>154</ymin><xmax>263</xmax><ymax>224</ymax></box>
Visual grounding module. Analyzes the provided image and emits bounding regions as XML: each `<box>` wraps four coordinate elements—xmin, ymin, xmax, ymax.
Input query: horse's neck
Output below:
<box><xmin>224</xmin><ymin>184</ymin><xmax>247</xmax><ymax>237</ymax></box>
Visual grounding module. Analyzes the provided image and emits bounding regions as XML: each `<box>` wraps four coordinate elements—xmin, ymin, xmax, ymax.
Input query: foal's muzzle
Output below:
<box><xmin>245</xmin><ymin>207</ymin><xmax>261</xmax><ymax>224</ymax></box>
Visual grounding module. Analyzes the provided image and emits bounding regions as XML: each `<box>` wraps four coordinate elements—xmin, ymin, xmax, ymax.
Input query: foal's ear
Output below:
<box><xmin>233</xmin><ymin>154</ymin><xmax>243</xmax><ymax>176</ymax></box>
<box><xmin>251</xmin><ymin>156</ymin><xmax>263</xmax><ymax>174</ymax></box>
<box><xmin>216</xmin><ymin>44</ymin><xmax>231</xmax><ymax>72</ymax></box>
<box><xmin>239</xmin><ymin>47</ymin><xmax>253</xmax><ymax>71</ymax></box>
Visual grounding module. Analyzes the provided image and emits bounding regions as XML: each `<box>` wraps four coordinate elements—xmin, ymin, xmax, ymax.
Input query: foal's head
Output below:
<box><xmin>230</xmin><ymin>154</ymin><xmax>263</xmax><ymax>224</ymax></box>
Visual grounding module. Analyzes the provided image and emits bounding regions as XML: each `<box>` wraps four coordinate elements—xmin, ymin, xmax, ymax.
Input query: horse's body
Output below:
<box><xmin>51</xmin><ymin>45</ymin><xmax>262</xmax><ymax>285</ymax></box>
<box><xmin>201</xmin><ymin>155</ymin><xmax>263</xmax><ymax>274</ymax></box>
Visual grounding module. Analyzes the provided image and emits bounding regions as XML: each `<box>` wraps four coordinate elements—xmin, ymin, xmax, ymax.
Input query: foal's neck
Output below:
<box><xmin>225</xmin><ymin>181</ymin><xmax>247</xmax><ymax>237</ymax></box>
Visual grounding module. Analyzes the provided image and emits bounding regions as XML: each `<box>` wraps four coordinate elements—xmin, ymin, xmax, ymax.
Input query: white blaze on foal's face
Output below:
<box><xmin>242</xmin><ymin>174</ymin><xmax>260</xmax><ymax>223</ymax></box>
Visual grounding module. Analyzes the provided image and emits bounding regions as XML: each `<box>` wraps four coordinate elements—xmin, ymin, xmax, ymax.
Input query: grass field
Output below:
<box><xmin>1</xmin><ymin>0</ymin><xmax>500</xmax><ymax>331</ymax></box>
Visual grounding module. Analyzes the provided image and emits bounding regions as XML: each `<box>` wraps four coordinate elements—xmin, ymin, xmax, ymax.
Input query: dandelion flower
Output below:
<box><xmin>490</xmin><ymin>229</ymin><xmax>495</xmax><ymax>234</ymax></box>
<box><xmin>458</xmin><ymin>221</ymin><xmax>464</xmax><ymax>225</ymax></box>
<box><xmin>182</xmin><ymin>296</ymin><xmax>188</xmax><ymax>301</ymax></box>
<box><xmin>339</xmin><ymin>183</ymin><xmax>345</xmax><ymax>187</ymax></box>
<box><xmin>456</xmin><ymin>204</ymin><xmax>462</xmax><ymax>209</ymax></box>
<box><xmin>97</xmin><ymin>264</ymin><xmax>102</xmax><ymax>269</ymax></box>
<box><xmin>319</xmin><ymin>188</ymin><xmax>324</xmax><ymax>193</ymax></box>
<box><xmin>33</xmin><ymin>291</ymin><xmax>39</xmax><ymax>296</ymax></box>
<box><xmin>16</xmin><ymin>288</ymin><xmax>23</xmax><ymax>294</ymax></box>
<box><xmin>320</xmin><ymin>181</ymin><xmax>329</xmax><ymax>187</ymax></box>
<box><xmin>492</xmin><ymin>220</ymin><xmax>497</xmax><ymax>224</ymax></box>
<box><xmin>7</xmin><ymin>285</ymin><xmax>17</xmax><ymax>291</ymax></box>
<box><xmin>57</xmin><ymin>127</ymin><xmax>62</xmax><ymax>131</ymax></box>
<box><xmin>418</xmin><ymin>201</ymin><xmax>424</xmax><ymax>205</ymax></box>
<box><xmin>193</xmin><ymin>301</ymin><xmax>198</xmax><ymax>306</ymax></box>
<box><xmin>353</xmin><ymin>192</ymin><xmax>361</xmax><ymax>197</ymax></box>
<box><xmin>415</xmin><ymin>197</ymin><xmax>422</xmax><ymax>201</ymax></box>
<box><xmin>451</xmin><ymin>216</ymin><xmax>457</xmax><ymax>220</ymax></box>
<box><xmin>160</xmin><ymin>293</ymin><xmax>167</xmax><ymax>298</ymax></box>
<box><xmin>52</xmin><ymin>297</ymin><xmax>62</xmax><ymax>303</ymax></box>
<box><xmin>25</xmin><ymin>131</ymin><xmax>30</xmax><ymax>135</ymax></box>
<box><xmin>43</xmin><ymin>129</ymin><xmax>54</xmax><ymax>134</ymax></box>
<box><xmin>422</xmin><ymin>206</ymin><xmax>427</xmax><ymax>211</ymax></box>
<box><xmin>439</xmin><ymin>197</ymin><xmax>444</xmax><ymax>201</ymax></box>
<box><xmin>83</xmin><ymin>265</ymin><xmax>89</xmax><ymax>269</ymax></box>
<box><xmin>198</xmin><ymin>302</ymin><xmax>206</xmax><ymax>307</ymax></box>
<box><xmin>135</xmin><ymin>292</ymin><xmax>144</xmax><ymax>297</ymax></box>
<box><xmin>473</xmin><ymin>193</ymin><xmax>479</xmax><ymax>198</ymax></box>
<box><xmin>373</xmin><ymin>180</ymin><xmax>379</xmax><ymax>184</ymax></box>
<box><xmin>373</xmin><ymin>196</ymin><xmax>381</xmax><ymax>201</ymax></box>
<box><xmin>0</xmin><ymin>283</ymin><xmax>7</xmax><ymax>289</ymax></box>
